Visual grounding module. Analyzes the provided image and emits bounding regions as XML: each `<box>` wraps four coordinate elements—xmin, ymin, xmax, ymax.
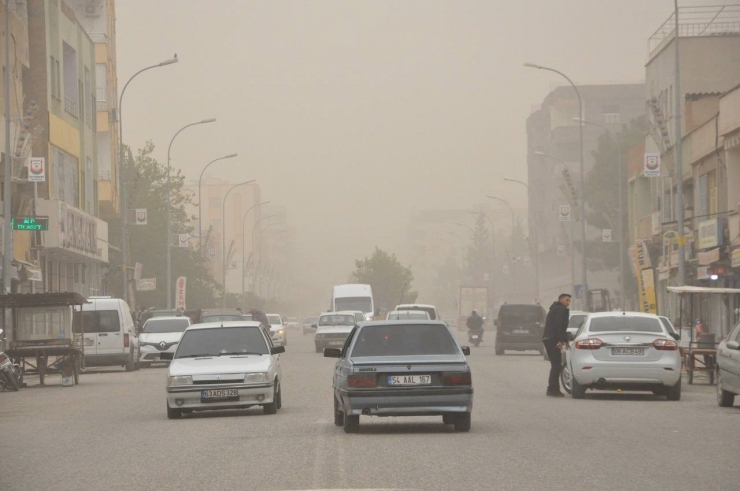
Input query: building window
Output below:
<box><xmin>603</xmin><ymin>113</ymin><xmax>620</xmax><ymax>124</ymax></box>
<box><xmin>50</xmin><ymin>56</ymin><xmax>61</xmax><ymax>100</ymax></box>
<box><xmin>62</xmin><ymin>42</ymin><xmax>79</xmax><ymax>117</ymax></box>
<box><xmin>84</xmin><ymin>66</ymin><xmax>92</xmax><ymax>126</ymax></box>
<box><xmin>95</xmin><ymin>63</ymin><xmax>107</xmax><ymax>102</ymax></box>
<box><xmin>51</xmin><ymin>146</ymin><xmax>79</xmax><ymax>207</ymax></box>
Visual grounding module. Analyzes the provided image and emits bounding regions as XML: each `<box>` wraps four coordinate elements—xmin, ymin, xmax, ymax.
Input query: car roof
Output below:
<box><xmin>186</xmin><ymin>321</ymin><xmax>263</xmax><ymax>331</ymax></box>
<box><xmin>586</xmin><ymin>311</ymin><xmax>660</xmax><ymax>319</ymax></box>
<box><xmin>389</xmin><ymin>310</ymin><xmax>428</xmax><ymax>314</ymax></box>
<box><xmin>145</xmin><ymin>316</ymin><xmax>189</xmax><ymax>322</ymax></box>
<box><xmin>396</xmin><ymin>303</ymin><xmax>436</xmax><ymax>309</ymax></box>
<box><xmin>335</xmin><ymin>310</ymin><xmax>362</xmax><ymax>315</ymax></box>
<box><xmin>359</xmin><ymin>320</ymin><xmax>447</xmax><ymax>327</ymax></box>
<box><xmin>570</xmin><ymin>310</ymin><xmax>589</xmax><ymax>316</ymax></box>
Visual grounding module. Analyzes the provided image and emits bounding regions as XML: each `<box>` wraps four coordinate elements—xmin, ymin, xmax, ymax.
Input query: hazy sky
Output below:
<box><xmin>116</xmin><ymin>0</ymin><xmax>725</xmax><ymax>298</ymax></box>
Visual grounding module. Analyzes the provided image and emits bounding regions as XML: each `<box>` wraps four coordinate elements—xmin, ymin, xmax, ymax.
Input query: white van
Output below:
<box><xmin>332</xmin><ymin>284</ymin><xmax>374</xmax><ymax>321</ymax></box>
<box><xmin>73</xmin><ymin>297</ymin><xmax>140</xmax><ymax>371</ymax></box>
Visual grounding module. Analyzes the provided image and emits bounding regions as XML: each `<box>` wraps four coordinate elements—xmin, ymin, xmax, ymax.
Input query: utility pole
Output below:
<box><xmin>674</xmin><ymin>0</ymin><xmax>685</xmax><ymax>286</ymax></box>
<box><xmin>3</xmin><ymin>1</ymin><xmax>14</xmax><ymax>298</ymax></box>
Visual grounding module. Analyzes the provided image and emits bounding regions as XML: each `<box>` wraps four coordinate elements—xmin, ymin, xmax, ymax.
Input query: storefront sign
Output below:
<box><xmin>696</xmin><ymin>267</ymin><xmax>710</xmax><ymax>280</ymax></box>
<box><xmin>11</xmin><ymin>217</ymin><xmax>49</xmax><ymax>231</ymax></box>
<box><xmin>698</xmin><ymin>218</ymin><xmax>721</xmax><ymax>249</ymax></box>
<box><xmin>175</xmin><ymin>276</ymin><xmax>187</xmax><ymax>310</ymax></box>
<box><xmin>732</xmin><ymin>248</ymin><xmax>740</xmax><ymax>268</ymax></box>
<box><xmin>640</xmin><ymin>268</ymin><xmax>658</xmax><ymax>314</ymax></box>
<box><xmin>60</xmin><ymin>203</ymin><xmax>98</xmax><ymax>256</ymax></box>
<box><xmin>698</xmin><ymin>248</ymin><xmax>720</xmax><ymax>266</ymax></box>
<box><xmin>136</xmin><ymin>278</ymin><xmax>156</xmax><ymax>291</ymax></box>
<box><xmin>630</xmin><ymin>240</ymin><xmax>653</xmax><ymax>314</ymax></box>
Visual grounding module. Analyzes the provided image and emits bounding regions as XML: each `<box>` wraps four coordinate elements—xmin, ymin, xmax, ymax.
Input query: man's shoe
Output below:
<box><xmin>546</xmin><ymin>390</ymin><xmax>565</xmax><ymax>397</ymax></box>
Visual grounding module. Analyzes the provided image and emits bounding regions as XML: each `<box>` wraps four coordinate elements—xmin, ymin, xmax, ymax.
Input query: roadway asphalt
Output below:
<box><xmin>0</xmin><ymin>328</ymin><xmax>738</xmax><ymax>491</ymax></box>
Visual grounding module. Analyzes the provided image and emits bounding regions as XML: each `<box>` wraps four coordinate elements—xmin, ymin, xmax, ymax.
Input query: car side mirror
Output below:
<box><xmin>160</xmin><ymin>352</ymin><xmax>174</xmax><ymax>361</ymax></box>
<box><xmin>727</xmin><ymin>340</ymin><xmax>740</xmax><ymax>350</ymax></box>
<box><xmin>271</xmin><ymin>346</ymin><xmax>285</xmax><ymax>355</ymax></box>
<box><xmin>567</xmin><ymin>332</ymin><xmax>575</xmax><ymax>342</ymax></box>
<box><xmin>324</xmin><ymin>348</ymin><xmax>341</xmax><ymax>358</ymax></box>
<box><xmin>669</xmin><ymin>332</ymin><xmax>680</xmax><ymax>341</ymax></box>
<box><xmin>461</xmin><ymin>346</ymin><xmax>471</xmax><ymax>356</ymax></box>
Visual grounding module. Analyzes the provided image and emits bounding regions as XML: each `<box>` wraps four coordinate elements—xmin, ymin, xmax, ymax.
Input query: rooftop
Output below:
<box><xmin>649</xmin><ymin>5</ymin><xmax>740</xmax><ymax>58</ymax></box>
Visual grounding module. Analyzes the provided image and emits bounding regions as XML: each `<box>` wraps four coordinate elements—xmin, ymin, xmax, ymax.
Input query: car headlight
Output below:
<box><xmin>365</xmin><ymin>314</ymin><xmax>373</xmax><ymax>321</ymax></box>
<box><xmin>168</xmin><ymin>375</ymin><xmax>193</xmax><ymax>386</ymax></box>
<box><xmin>315</xmin><ymin>333</ymin><xmax>324</xmax><ymax>340</ymax></box>
<box><xmin>244</xmin><ymin>372</ymin><xmax>266</xmax><ymax>383</ymax></box>
<box><xmin>278</xmin><ymin>329</ymin><xmax>284</xmax><ymax>334</ymax></box>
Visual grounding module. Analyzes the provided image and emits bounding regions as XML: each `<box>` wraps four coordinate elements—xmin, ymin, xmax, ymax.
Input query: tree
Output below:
<box><xmin>352</xmin><ymin>248</ymin><xmax>418</xmax><ymax>313</ymax></box>
<box><xmin>106</xmin><ymin>142</ymin><xmax>220</xmax><ymax>309</ymax></box>
<box><xmin>464</xmin><ymin>213</ymin><xmax>492</xmax><ymax>285</ymax></box>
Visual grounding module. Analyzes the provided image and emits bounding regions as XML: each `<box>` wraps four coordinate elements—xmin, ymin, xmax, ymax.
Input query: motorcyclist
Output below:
<box><xmin>466</xmin><ymin>310</ymin><xmax>484</xmax><ymax>340</ymax></box>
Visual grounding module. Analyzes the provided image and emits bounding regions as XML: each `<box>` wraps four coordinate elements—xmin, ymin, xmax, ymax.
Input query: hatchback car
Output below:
<box><xmin>325</xmin><ymin>321</ymin><xmax>473</xmax><ymax>433</ymax></box>
<box><xmin>716</xmin><ymin>320</ymin><xmax>740</xmax><ymax>407</ymax></box>
<box><xmin>139</xmin><ymin>316</ymin><xmax>191</xmax><ymax>368</ymax></box>
<box><xmin>562</xmin><ymin>312</ymin><xmax>682</xmax><ymax>400</ymax></box>
<box><xmin>163</xmin><ymin>321</ymin><xmax>285</xmax><ymax>419</ymax></box>
<box><xmin>494</xmin><ymin>303</ymin><xmax>547</xmax><ymax>357</ymax></box>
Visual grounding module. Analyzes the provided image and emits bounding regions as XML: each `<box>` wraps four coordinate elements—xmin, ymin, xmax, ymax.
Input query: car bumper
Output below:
<box><xmin>315</xmin><ymin>339</ymin><xmax>348</xmax><ymax>349</ymax></box>
<box><xmin>573</xmin><ymin>364</ymin><xmax>681</xmax><ymax>388</ymax></box>
<box><xmin>166</xmin><ymin>382</ymin><xmax>275</xmax><ymax>410</ymax></box>
<box><xmin>496</xmin><ymin>339</ymin><xmax>542</xmax><ymax>351</ymax></box>
<box><xmin>140</xmin><ymin>346</ymin><xmax>177</xmax><ymax>362</ymax></box>
<box><xmin>339</xmin><ymin>387</ymin><xmax>473</xmax><ymax>416</ymax></box>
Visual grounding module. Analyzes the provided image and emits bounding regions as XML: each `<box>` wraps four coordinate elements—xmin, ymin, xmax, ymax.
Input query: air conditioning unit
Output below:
<box><xmin>84</xmin><ymin>1</ymin><xmax>101</xmax><ymax>17</ymax></box>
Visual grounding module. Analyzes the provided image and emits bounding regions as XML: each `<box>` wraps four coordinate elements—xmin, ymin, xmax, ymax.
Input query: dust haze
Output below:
<box><xmin>115</xmin><ymin>0</ymin><xmax>718</xmax><ymax>309</ymax></box>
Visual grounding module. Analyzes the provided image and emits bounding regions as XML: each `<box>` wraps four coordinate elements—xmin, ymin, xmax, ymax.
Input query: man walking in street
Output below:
<box><xmin>542</xmin><ymin>293</ymin><xmax>571</xmax><ymax>397</ymax></box>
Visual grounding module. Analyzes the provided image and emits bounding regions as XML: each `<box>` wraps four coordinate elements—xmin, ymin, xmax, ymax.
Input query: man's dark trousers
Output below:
<box><xmin>543</xmin><ymin>339</ymin><xmax>563</xmax><ymax>393</ymax></box>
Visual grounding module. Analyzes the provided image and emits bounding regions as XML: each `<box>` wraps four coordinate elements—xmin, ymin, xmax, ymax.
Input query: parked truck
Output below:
<box><xmin>458</xmin><ymin>286</ymin><xmax>489</xmax><ymax>330</ymax></box>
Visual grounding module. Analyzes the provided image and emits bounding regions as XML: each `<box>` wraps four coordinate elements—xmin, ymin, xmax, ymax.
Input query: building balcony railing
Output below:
<box><xmin>64</xmin><ymin>96</ymin><xmax>79</xmax><ymax>118</ymax></box>
<box><xmin>648</xmin><ymin>5</ymin><xmax>740</xmax><ymax>57</ymax></box>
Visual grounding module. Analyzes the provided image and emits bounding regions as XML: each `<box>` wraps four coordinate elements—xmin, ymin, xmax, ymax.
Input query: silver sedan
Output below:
<box><xmin>325</xmin><ymin>321</ymin><xmax>473</xmax><ymax>433</ymax></box>
<box><xmin>562</xmin><ymin>312</ymin><xmax>682</xmax><ymax>400</ymax></box>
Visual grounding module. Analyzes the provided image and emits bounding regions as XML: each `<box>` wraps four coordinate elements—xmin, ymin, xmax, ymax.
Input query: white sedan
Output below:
<box><xmin>562</xmin><ymin>312</ymin><xmax>682</xmax><ymax>400</ymax></box>
<box><xmin>163</xmin><ymin>321</ymin><xmax>284</xmax><ymax>419</ymax></box>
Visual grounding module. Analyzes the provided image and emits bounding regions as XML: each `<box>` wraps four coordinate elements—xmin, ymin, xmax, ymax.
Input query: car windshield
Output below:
<box><xmin>267</xmin><ymin>315</ymin><xmax>282</xmax><ymax>325</ymax></box>
<box><xmin>568</xmin><ymin>314</ymin><xmax>587</xmax><ymax>329</ymax></box>
<box><xmin>143</xmin><ymin>318</ymin><xmax>190</xmax><ymax>333</ymax></box>
<box><xmin>176</xmin><ymin>327</ymin><xmax>269</xmax><ymax>358</ymax></box>
<box><xmin>335</xmin><ymin>297</ymin><xmax>372</xmax><ymax>313</ymax></box>
<box><xmin>351</xmin><ymin>324</ymin><xmax>459</xmax><ymax>357</ymax></box>
<box><xmin>73</xmin><ymin>310</ymin><xmax>120</xmax><ymax>333</ymax></box>
<box><xmin>319</xmin><ymin>314</ymin><xmax>355</xmax><ymax>326</ymax></box>
<box><xmin>388</xmin><ymin>311</ymin><xmax>429</xmax><ymax>320</ymax></box>
<box><xmin>588</xmin><ymin>316</ymin><xmax>663</xmax><ymax>333</ymax></box>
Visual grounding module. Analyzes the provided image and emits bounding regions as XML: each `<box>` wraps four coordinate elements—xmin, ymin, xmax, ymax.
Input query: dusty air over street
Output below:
<box><xmin>1</xmin><ymin>1</ymin><xmax>740</xmax><ymax>491</ymax></box>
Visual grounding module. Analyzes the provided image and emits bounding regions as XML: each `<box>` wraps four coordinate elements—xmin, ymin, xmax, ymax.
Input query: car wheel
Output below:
<box><xmin>495</xmin><ymin>344</ymin><xmax>504</xmax><ymax>356</ymax></box>
<box><xmin>343</xmin><ymin>414</ymin><xmax>360</xmax><ymax>433</ymax></box>
<box><xmin>652</xmin><ymin>387</ymin><xmax>666</xmax><ymax>396</ymax></box>
<box><xmin>333</xmin><ymin>396</ymin><xmax>344</xmax><ymax>426</ymax></box>
<box><xmin>560</xmin><ymin>364</ymin><xmax>573</xmax><ymax>395</ymax></box>
<box><xmin>666</xmin><ymin>378</ymin><xmax>681</xmax><ymax>401</ymax></box>
<box><xmin>125</xmin><ymin>352</ymin><xmax>134</xmax><ymax>372</ymax></box>
<box><xmin>166</xmin><ymin>402</ymin><xmax>182</xmax><ymax>419</ymax></box>
<box><xmin>276</xmin><ymin>381</ymin><xmax>282</xmax><ymax>410</ymax></box>
<box><xmin>571</xmin><ymin>376</ymin><xmax>586</xmax><ymax>399</ymax></box>
<box><xmin>453</xmin><ymin>412</ymin><xmax>471</xmax><ymax>432</ymax></box>
<box><xmin>442</xmin><ymin>414</ymin><xmax>455</xmax><ymax>425</ymax></box>
<box><xmin>716</xmin><ymin>370</ymin><xmax>735</xmax><ymax>407</ymax></box>
<box><xmin>263</xmin><ymin>382</ymin><xmax>279</xmax><ymax>414</ymax></box>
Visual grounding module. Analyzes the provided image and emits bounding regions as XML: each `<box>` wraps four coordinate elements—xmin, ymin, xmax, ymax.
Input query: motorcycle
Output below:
<box><xmin>468</xmin><ymin>330</ymin><xmax>484</xmax><ymax>347</ymax></box>
<box><xmin>0</xmin><ymin>329</ymin><xmax>21</xmax><ymax>391</ymax></box>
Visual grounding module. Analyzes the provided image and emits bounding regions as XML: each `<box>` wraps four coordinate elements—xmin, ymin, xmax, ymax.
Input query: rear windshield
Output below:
<box><xmin>569</xmin><ymin>314</ymin><xmax>587</xmax><ymax>329</ymax></box>
<box><xmin>387</xmin><ymin>311</ymin><xmax>429</xmax><ymax>320</ymax></box>
<box><xmin>335</xmin><ymin>297</ymin><xmax>372</xmax><ymax>313</ymax></box>
<box><xmin>499</xmin><ymin>306</ymin><xmax>544</xmax><ymax>325</ymax></box>
<box><xmin>200</xmin><ymin>314</ymin><xmax>243</xmax><ymax>323</ymax></box>
<box><xmin>319</xmin><ymin>314</ymin><xmax>355</xmax><ymax>326</ymax></box>
<box><xmin>588</xmin><ymin>316</ymin><xmax>663</xmax><ymax>333</ymax></box>
<box><xmin>659</xmin><ymin>318</ymin><xmax>677</xmax><ymax>335</ymax></box>
<box><xmin>176</xmin><ymin>327</ymin><xmax>268</xmax><ymax>358</ymax></box>
<box><xmin>267</xmin><ymin>315</ymin><xmax>282</xmax><ymax>325</ymax></box>
<box><xmin>398</xmin><ymin>306</ymin><xmax>437</xmax><ymax>320</ymax></box>
<box><xmin>143</xmin><ymin>318</ymin><xmax>190</xmax><ymax>333</ymax></box>
<box><xmin>73</xmin><ymin>310</ymin><xmax>120</xmax><ymax>333</ymax></box>
<box><xmin>351</xmin><ymin>324</ymin><xmax>459</xmax><ymax>357</ymax></box>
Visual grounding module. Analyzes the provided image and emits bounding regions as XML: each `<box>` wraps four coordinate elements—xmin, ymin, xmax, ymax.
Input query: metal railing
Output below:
<box><xmin>64</xmin><ymin>96</ymin><xmax>78</xmax><ymax>118</ymax></box>
<box><xmin>649</xmin><ymin>5</ymin><xmax>740</xmax><ymax>56</ymax></box>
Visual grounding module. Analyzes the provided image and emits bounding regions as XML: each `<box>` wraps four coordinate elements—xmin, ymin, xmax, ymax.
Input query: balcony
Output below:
<box><xmin>64</xmin><ymin>96</ymin><xmax>78</xmax><ymax>118</ymax></box>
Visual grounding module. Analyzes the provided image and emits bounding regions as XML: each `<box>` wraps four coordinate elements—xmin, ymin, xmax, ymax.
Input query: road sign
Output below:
<box><xmin>602</xmin><ymin>229</ymin><xmax>613</xmax><ymax>242</ymax></box>
<box><xmin>135</xmin><ymin>209</ymin><xmax>147</xmax><ymax>225</ymax></box>
<box><xmin>11</xmin><ymin>217</ymin><xmax>49</xmax><ymax>231</ymax></box>
<box><xmin>136</xmin><ymin>278</ymin><xmax>156</xmax><ymax>291</ymax></box>
<box><xmin>28</xmin><ymin>157</ymin><xmax>46</xmax><ymax>182</ymax></box>
<box><xmin>178</xmin><ymin>234</ymin><xmax>189</xmax><ymax>248</ymax></box>
<box><xmin>559</xmin><ymin>205</ymin><xmax>571</xmax><ymax>222</ymax></box>
<box><xmin>644</xmin><ymin>153</ymin><xmax>660</xmax><ymax>177</ymax></box>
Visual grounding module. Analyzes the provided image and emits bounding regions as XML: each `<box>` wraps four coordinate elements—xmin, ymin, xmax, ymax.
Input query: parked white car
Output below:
<box><xmin>74</xmin><ymin>297</ymin><xmax>140</xmax><ymax>371</ymax></box>
<box><xmin>267</xmin><ymin>314</ymin><xmax>286</xmax><ymax>346</ymax></box>
<box><xmin>562</xmin><ymin>312</ymin><xmax>682</xmax><ymax>400</ymax></box>
<box><xmin>163</xmin><ymin>321</ymin><xmax>285</xmax><ymax>419</ymax></box>
<box><xmin>139</xmin><ymin>316</ymin><xmax>191</xmax><ymax>368</ymax></box>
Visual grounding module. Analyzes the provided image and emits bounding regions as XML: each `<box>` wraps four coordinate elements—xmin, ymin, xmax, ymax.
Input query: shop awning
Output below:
<box><xmin>667</xmin><ymin>286</ymin><xmax>740</xmax><ymax>295</ymax></box>
<box><xmin>0</xmin><ymin>292</ymin><xmax>88</xmax><ymax>309</ymax></box>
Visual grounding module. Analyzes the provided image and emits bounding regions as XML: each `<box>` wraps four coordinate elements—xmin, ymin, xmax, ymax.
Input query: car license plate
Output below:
<box><xmin>329</xmin><ymin>341</ymin><xmax>344</xmax><ymax>346</ymax></box>
<box><xmin>471</xmin><ymin>334</ymin><xmax>479</xmax><ymax>339</ymax></box>
<box><xmin>512</xmin><ymin>329</ymin><xmax>529</xmax><ymax>334</ymax></box>
<box><xmin>388</xmin><ymin>375</ymin><xmax>432</xmax><ymax>386</ymax></box>
<box><xmin>84</xmin><ymin>338</ymin><xmax>94</xmax><ymax>347</ymax></box>
<box><xmin>612</xmin><ymin>348</ymin><xmax>644</xmax><ymax>356</ymax></box>
<box><xmin>201</xmin><ymin>388</ymin><xmax>239</xmax><ymax>399</ymax></box>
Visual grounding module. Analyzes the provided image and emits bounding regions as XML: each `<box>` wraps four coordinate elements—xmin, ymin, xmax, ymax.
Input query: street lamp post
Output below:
<box><xmin>574</xmin><ymin>117</ymin><xmax>625</xmax><ymax>307</ymax></box>
<box><xmin>220</xmin><ymin>180</ymin><xmax>256</xmax><ymax>306</ymax></box>
<box><xmin>166</xmin><ymin>118</ymin><xmax>217</xmax><ymax>309</ymax></box>
<box><xmin>503</xmin><ymin>178</ymin><xmax>540</xmax><ymax>303</ymax></box>
<box><xmin>248</xmin><ymin>214</ymin><xmax>279</xmax><ymax>293</ymax></box>
<box><xmin>525</xmin><ymin>62</ymin><xmax>587</xmax><ymax>303</ymax></box>
<box><xmin>198</xmin><ymin>153</ymin><xmax>238</xmax><ymax>252</ymax></box>
<box><xmin>241</xmin><ymin>200</ymin><xmax>270</xmax><ymax>296</ymax></box>
<box><xmin>116</xmin><ymin>55</ymin><xmax>178</xmax><ymax>304</ymax></box>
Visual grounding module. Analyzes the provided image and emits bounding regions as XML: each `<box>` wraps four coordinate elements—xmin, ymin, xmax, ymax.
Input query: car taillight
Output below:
<box><xmin>348</xmin><ymin>373</ymin><xmax>377</xmax><ymax>388</ymax></box>
<box><xmin>124</xmin><ymin>333</ymin><xmax>130</xmax><ymax>348</ymax></box>
<box><xmin>653</xmin><ymin>338</ymin><xmax>678</xmax><ymax>351</ymax></box>
<box><xmin>575</xmin><ymin>338</ymin><xmax>603</xmax><ymax>350</ymax></box>
<box><xmin>443</xmin><ymin>372</ymin><xmax>472</xmax><ymax>386</ymax></box>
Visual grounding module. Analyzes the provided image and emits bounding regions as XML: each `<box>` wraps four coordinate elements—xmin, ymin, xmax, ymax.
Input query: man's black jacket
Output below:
<box><xmin>542</xmin><ymin>301</ymin><xmax>569</xmax><ymax>343</ymax></box>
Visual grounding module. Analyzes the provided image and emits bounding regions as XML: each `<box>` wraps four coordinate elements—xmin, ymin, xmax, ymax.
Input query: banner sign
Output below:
<box><xmin>133</xmin><ymin>262</ymin><xmax>143</xmax><ymax>281</ymax></box>
<box><xmin>175</xmin><ymin>276</ymin><xmax>187</xmax><ymax>310</ymax></box>
<box><xmin>136</xmin><ymin>278</ymin><xmax>156</xmax><ymax>291</ymax></box>
<box><xmin>640</xmin><ymin>268</ymin><xmax>658</xmax><ymax>314</ymax></box>
<box><xmin>698</xmin><ymin>248</ymin><xmax>720</xmax><ymax>266</ymax></box>
<box><xmin>698</xmin><ymin>219</ymin><xmax>721</xmax><ymax>249</ymax></box>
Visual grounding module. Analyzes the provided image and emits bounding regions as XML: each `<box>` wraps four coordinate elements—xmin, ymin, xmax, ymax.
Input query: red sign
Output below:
<box><xmin>175</xmin><ymin>276</ymin><xmax>187</xmax><ymax>310</ymax></box>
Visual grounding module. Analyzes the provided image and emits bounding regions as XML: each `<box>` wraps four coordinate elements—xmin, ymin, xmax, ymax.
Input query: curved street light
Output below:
<box><xmin>220</xmin><ymin>180</ymin><xmax>256</xmax><ymax>306</ymax></box>
<box><xmin>166</xmin><ymin>117</ymin><xmax>217</xmax><ymax>309</ymax></box>
<box><xmin>198</xmin><ymin>153</ymin><xmax>238</xmax><ymax>251</ymax></box>
<box><xmin>116</xmin><ymin>55</ymin><xmax>178</xmax><ymax>303</ymax></box>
